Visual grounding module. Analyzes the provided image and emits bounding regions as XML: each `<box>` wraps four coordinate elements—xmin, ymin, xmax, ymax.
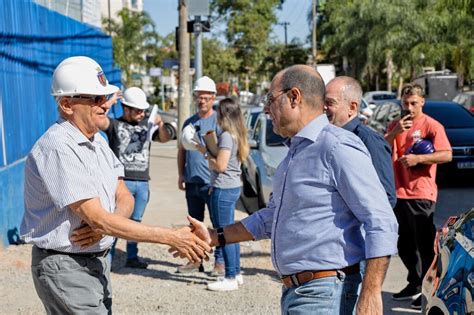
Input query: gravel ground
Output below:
<box><xmin>0</xmin><ymin>142</ymin><xmax>415</xmax><ymax>314</ymax></box>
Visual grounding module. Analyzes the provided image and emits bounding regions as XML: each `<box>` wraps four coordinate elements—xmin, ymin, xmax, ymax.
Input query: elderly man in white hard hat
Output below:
<box><xmin>20</xmin><ymin>56</ymin><xmax>211</xmax><ymax>314</ymax></box>
<box><xmin>177</xmin><ymin>76</ymin><xmax>224</xmax><ymax>275</ymax></box>
<box><xmin>98</xmin><ymin>86</ymin><xmax>170</xmax><ymax>269</ymax></box>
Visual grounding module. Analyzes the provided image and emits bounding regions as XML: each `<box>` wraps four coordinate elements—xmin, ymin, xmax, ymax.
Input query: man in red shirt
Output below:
<box><xmin>385</xmin><ymin>83</ymin><xmax>452</xmax><ymax>309</ymax></box>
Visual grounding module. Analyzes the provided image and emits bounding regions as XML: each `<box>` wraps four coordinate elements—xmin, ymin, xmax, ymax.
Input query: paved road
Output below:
<box><xmin>3</xmin><ymin>140</ymin><xmax>469</xmax><ymax>314</ymax></box>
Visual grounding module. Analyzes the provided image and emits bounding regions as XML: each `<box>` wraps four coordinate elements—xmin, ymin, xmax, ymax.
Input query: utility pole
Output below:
<box><xmin>194</xmin><ymin>16</ymin><xmax>203</xmax><ymax>82</ymax></box>
<box><xmin>178</xmin><ymin>0</ymin><xmax>191</xmax><ymax>137</ymax></box>
<box><xmin>107</xmin><ymin>0</ymin><xmax>111</xmax><ymax>35</ymax></box>
<box><xmin>278</xmin><ymin>22</ymin><xmax>290</xmax><ymax>47</ymax></box>
<box><xmin>312</xmin><ymin>0</ymin><xmax>317</xmax><ymax>65</ymax></box>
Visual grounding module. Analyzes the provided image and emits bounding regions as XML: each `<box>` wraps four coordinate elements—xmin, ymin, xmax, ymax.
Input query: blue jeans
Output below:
<box><xmin>209</xmin><ymin>187</ymin><xmax>241</xmax><ymax>278</ymax></box>
<box><xmin>280</xmin><ymin>273</ymin><xmax>361</xmax><ymax>315</ymax></box>
<box><xmin>185</xmin><ymin>182</ymin><xmax>224</xmax><ymax>264</ymax></box>
<box><xmin>113</xmin><ymin>180</ymin><xmax>149</xmax><ymax>260</ymax></box>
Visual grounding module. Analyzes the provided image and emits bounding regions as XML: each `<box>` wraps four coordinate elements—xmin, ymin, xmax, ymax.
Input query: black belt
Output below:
<box><xmin>35</xmin><ymin>246</ymin><xmax>110</xmax><ymax>259</ymax></box>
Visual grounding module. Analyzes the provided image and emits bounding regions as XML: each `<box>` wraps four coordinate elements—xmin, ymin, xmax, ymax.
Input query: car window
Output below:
<box><xmin>373</xmin><ymin>94</ymin><xmax>396</xmax><ymax>100</ymax></box>
<box><xmin>424</xmin><ymin>104</ymin><xmax>474</xmax><ymax>128</ymax></box>
<box><xmin>265</xmin><ymin>119</ymin><xmax>286</xmax><ymax>146</ymax></box>
<box><xmin>253</xmin><ymin>119</ymin><xmax>261</xmax><ymax>142</ymax></box>
<box><xmin>249</xmin><ymin>112</ymin><xmax>260</xmax><ymax>130</ymax></box>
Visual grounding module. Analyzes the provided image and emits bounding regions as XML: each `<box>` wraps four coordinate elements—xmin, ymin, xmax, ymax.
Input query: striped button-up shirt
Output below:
<box><xmin>241</xmin><ymin>114</ymin><xmax>398</xmax><ymax>276</ymax></box>
<box><xmin>20</xmin><ymin>118</ymin><xmax>124</xmax><ymax>253</ymax></box>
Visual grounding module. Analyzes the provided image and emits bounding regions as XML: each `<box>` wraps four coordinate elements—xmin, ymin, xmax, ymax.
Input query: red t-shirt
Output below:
<box><xmin>386</xmin><ymin>114</ymin><xmax>451</xmax><ymax>202</ymax></box>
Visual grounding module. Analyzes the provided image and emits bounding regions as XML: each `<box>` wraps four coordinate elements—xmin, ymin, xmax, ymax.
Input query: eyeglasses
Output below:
<box><xmin>195</xmin><ymin>96</ymin><xmax>214</xmax><ymax>103</ymax></box>
<box><xmin>263</xmin><ymin>88</ymin><xmax>291</xmax><ymax>107</ymax></box>
<box><xmin>69</xmin><ymin>94</ymin><xmax>113</xmax><ymax>104</ymax></box>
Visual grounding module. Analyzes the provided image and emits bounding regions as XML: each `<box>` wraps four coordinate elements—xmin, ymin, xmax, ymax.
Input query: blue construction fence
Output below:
<box><xmin>0</xmin><ymin>0</ymin><xmax>121</xmax><ymax>248</ymax></box>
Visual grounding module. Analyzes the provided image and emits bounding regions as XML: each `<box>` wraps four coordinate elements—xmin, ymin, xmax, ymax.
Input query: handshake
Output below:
<box><xmin>168</xmin><ymin>216</ymin><xmax>218</xmax><ymax>263</ymax></box>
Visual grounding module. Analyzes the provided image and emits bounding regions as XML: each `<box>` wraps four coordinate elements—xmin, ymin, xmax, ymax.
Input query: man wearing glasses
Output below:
<box><xmin>185</xmin><ymin>65</ymin><xmax>398</xmax><ymax>314</ymax></box>
<box><xmin>20</xmin><ymin>56</ymin><xmax>211</xmax><ymax>314</ymax></box>
<box><xmin>99</xmin><ymin>86</ymin><xmax>170</xmax><ymax>269</ymax></box>
<box><xmin>177</xmin><ymin>76</ymin><xmax>223</xmax><ymax>274</ymax></box>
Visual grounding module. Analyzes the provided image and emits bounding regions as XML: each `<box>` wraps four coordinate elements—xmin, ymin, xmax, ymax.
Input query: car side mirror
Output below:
<box><xmin>248</xmin><ymin>139</ymin><xmax>258</xmax><ymax>149</ymax></box>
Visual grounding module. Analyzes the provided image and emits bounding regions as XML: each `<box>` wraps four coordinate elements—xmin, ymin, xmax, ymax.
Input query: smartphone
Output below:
<box><xmin>401</xmin><ymin>109</ymin><xmax>412</xmax><ymax>120</ymax></box>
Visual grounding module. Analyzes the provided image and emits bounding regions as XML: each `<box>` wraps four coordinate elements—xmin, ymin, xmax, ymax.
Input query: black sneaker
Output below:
<box><xmin>392</xmin><ymin>284</ymin><xmax>421</xmax><ymax>300</ymax></box>
<box><xmin>125</xmin><ymin>258</ymin><xmax>148</xmax><ymax>269</ymax></box>
<box><xmin>411</xmin><ymin>295</ymin><xmax>422</xmax><ymax>310</ymax></box>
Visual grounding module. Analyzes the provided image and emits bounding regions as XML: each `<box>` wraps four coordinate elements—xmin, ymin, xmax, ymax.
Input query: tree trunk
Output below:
<box><xmin>397</xmin><ymin>74</ymin><xmax>404</xmax><ymax>98</ymax></box>
<box><xmin>375</xmin><ymin>73</ymin><xmax>380</xmax><ymax>91</ymax></box>
<box><xmin>386</xmin><ymin>51</ymin><xmax>393</xmax><ymax>92</ymax></box>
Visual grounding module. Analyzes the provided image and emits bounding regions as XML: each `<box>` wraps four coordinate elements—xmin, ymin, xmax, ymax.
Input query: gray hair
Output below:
<box><xmin>332</xmin><ymin>76</ymin><xmax>363</xmax><ymax>108</ymax></box>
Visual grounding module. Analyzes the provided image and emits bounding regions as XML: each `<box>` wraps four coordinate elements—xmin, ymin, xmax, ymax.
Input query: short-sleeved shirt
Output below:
<box><xmin>183</xmin><ymin>112</ymin><xmax>218</xmax><ymax>184</ymax></box>
<box><xmin>20</xmin><ymin>118</ymin><xmax>124</xmax><ymax>253</ymax></box>
<box><xmin>387</xmin><ymin>113</ymin><xmax>451</xmax><ymax>202</ymax></box>
<box><xmin>104</xmin><ymin>117</ymin><xmax>152</xmax><ymax>181</ymax></box>
<box><xmin>210</xmin><ymin>131</ymin><xmax>241</xmax><ymax>189</ymax></box>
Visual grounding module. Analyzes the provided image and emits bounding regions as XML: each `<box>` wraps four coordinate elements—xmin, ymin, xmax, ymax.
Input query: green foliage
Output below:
<box><xmin>212</xmin><ymin>0</ymin><xmax>281</xmax><ymax>75</ymax></box>
<box><xmin>320</xmin><ymin>0</ymin><xmax>474</xmax><ymax>90</ymax></box>
<box><xmin>202</xmin><ymin>38</ymin><xmax>239</xmax><ymax>82</ymax></box>
<box><xmin>103</xmin><ymin>8</ymin><xmax>158</xmax><ymax>86</ymax></box>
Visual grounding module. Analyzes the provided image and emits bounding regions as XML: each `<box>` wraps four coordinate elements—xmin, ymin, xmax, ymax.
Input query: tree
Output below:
<box><xmin>212</xmin><ymin>0</ymin><xmax>281</xmax><ymax>80</ymax></box>
<box><xmin>202</xmin><ymin>37</ymin><xmax>239</xmax><ymax>83</ymax></box>
<box><xmin>103</xmin><ymin>8</ymin><xmax>158</xmax><ymax>86</ymax></box>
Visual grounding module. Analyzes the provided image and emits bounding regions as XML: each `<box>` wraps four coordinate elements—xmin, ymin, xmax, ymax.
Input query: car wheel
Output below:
<box><xmin>242</xmin><ymin>174</ymin><xmax>257</xmax><ymax>197</ymax></box>
<box><xmin>164</xmin><ymin>123</ymin><xmax>176</xmax><ymax>139</ymax></box>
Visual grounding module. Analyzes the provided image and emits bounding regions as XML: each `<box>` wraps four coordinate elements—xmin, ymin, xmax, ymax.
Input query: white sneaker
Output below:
<box><xmin>207</xmin><ymin>277</ymin><xmax>238</xmax><ymax>291</ymax></box>
<box><xmin>236</xmin><ymin>274</ymin><xmax>244</xmax><ymax>285</ymax></box>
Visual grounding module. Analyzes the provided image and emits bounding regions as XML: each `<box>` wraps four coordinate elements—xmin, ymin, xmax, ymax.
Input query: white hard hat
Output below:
<box><xmin>194</xmin><ymin>76</ymin><xmax>216</xmax><ymax>93</ymax></box>
<box><xmin>181</xmin><ymin>124</ymin><xmax>200</xmax><ymax>151</ymax></box>
<box><xmin>122</xmin><ymin>87</ymin><xmax>150</xmax><ymax>110</ymax></box>
<box><xmin>51</xmin><ymin>56</ymin><xmax>118</xmax><ymax>96</ymax></box>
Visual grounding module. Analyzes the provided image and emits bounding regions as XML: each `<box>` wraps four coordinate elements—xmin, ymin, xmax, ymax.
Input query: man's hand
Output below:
<box><xmin>356</xmin><ymin>256</ymin><xmax>390</xmax><ymax>315</ymax></box>
<box><xmin>356</xmin><ymin>290</ymin><xmax>383</xmax><ymax>315</ymax></box>
<box><xmin>178</xmin><ymin>175</ymin><xmax>186</xmax><ymax>191</ymax></box>
<box><xmin>398</xmin><ymin>154</ymin><xmax>420</xmax><ymax>168</ymax></box>
<box><xmin>70</xmin><ymin>221</ymin><xmax>103</xmax><ymax>248</ymax></box>
<box><xmin>194</xmin><ymin>143</ymin><xmax>207</xmax><ymax>155</ymax></box>
<box><xmin>167</xmin><ymin>225</ymin><xmax>212</xmax><ymax>263</ymax></box>
<box><xmin>188</xmin><ymin>215</ymin><xmax>212</xmax><ymax>244</ymax></box>
<box><xmin>394</xmin><ymin>115</ymin><xmax>413</xmax><ymax>134</ymax></box>
<box><xmin>154</xmin><ymin>114</ymin><xmax>164</xmax><ymax>127</ymax></box>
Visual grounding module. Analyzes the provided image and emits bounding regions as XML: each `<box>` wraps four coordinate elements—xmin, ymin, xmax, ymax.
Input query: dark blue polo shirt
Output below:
<box><xmin>343</xmin><ymin>118</ymin><xmax>397</xmax><ymax>208</ymax></box>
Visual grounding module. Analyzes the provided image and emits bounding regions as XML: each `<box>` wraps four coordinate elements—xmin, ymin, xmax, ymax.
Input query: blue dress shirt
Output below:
<box><xmin>241</xmin><ymin>114</ymin><xmax>398</xmax><ymax>276</ymax></box>
<box><xmin>343</xmin><ymin>118</ymin><xmax>396</xmax><ymax>208</ymax></box>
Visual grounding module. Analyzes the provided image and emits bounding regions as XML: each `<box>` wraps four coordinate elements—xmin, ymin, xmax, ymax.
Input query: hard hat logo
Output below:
<box><xmin>97</xmin><ymin>68</ymin><xmax>107</xmax><ymax>87</ymax></box>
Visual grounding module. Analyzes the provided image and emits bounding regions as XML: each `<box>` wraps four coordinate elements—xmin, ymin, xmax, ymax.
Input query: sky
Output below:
<box><xmin>143</xmin><ymin>0</ymin><xmax>311</xmax><ymax>46</ymax></box>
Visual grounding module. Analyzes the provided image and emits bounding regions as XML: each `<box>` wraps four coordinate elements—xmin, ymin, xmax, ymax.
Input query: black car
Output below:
<box><xmin>368</xmin><ymin>100</ymin><xmax>474</xmax><ymax>176</ymax></box>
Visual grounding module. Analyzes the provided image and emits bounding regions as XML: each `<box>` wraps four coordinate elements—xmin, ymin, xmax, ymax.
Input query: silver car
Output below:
<box><xmin>241</xmin><ymin>113</ymin><xmax>288</xmax><ymax>211</ymax></box>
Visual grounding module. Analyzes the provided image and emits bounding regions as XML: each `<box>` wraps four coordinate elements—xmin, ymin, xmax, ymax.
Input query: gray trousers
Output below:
<box><xmin>31</xmin><ymin>246</ymin><xmax>112</xmax><ymax>315</ymax></box>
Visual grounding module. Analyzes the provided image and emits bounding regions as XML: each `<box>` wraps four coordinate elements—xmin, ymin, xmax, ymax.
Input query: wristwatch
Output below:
<box><xmin>204</xmin><ymin>151</ymin><xmax>209</xmax><ymax>159</ymax></box>
<box><xmin>216</xmin><ymin>227</ymin><xmax>226</xmax><ymax>246</ymax></box>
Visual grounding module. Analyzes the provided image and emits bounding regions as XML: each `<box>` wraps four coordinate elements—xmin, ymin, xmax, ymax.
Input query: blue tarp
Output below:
<box><xmin>0</xmin><ymin>0</ymin><xmax>121</xmax><ymax>247</ymax></box>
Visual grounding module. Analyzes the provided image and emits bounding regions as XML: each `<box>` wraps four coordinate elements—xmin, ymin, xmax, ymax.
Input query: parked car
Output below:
<box><xmin>363</xmin><ymin>91</ymin><xmax>397</xmax><ymax>106</ymax></box>
<box><xmin>241</xmin><ymin>113</ymin><xmax>288</xmax><ymax>211</ymax></box>
<box><xmin>422</xmin><ymin>208</ymin><xmax>473</xmax><ymax>314</ymax></box>
<box><xmin>243</xmin><ymin>106</ymin><xmax>263</xmax><ymax>137</ymax></box>
<box><xmin>367</xmin><ymin>100</ymin><xmax>474</xmax><ymax>175</ymax></box>
<box><xmin>453</xmin><ymin>91</ymin><xmax>474</xmax><ymax>113</ymax></box>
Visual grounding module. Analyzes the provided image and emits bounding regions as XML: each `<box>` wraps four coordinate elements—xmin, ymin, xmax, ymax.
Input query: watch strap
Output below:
<box><xmin>216</xmin><ymin>227</ymin><xmax>226</xmax><ymax>247</ymax></box>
